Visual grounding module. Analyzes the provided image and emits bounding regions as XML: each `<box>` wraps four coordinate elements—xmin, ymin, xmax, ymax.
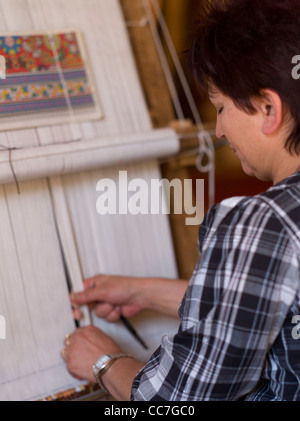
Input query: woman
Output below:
<box><xmin>62</xmin><ymin>0</ymin><xmax>300</xmax><ymax>401</ymax></box>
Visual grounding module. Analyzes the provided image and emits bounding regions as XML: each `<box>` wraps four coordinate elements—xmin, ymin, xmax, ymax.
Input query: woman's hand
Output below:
<box><xmin>71</xmin><ymin>274</ymin><xmax>188</xmax><ymax>322</ymax></box>
<box><xmin>61</xmin><ymin>325</ymin><xmax>144</xmax><ymax>400</ymax></box>
<box><xmin>61</xmin><ymin>325</ymin><xmax>122</xmax><ymax>382</ymax></box>
<box><xmin>71</xmin><ymin>274</ymin><xmax>144</xmax><ymax>322</ymax></box>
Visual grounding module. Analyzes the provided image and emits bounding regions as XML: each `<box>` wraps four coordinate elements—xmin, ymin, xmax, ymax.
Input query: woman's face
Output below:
<box><xmin>209</xmin><ymin>86</ymin><xmax>273</xmax><ymax>181</ymax></box>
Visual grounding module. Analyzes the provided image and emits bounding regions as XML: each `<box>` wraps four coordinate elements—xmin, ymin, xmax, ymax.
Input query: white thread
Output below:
<box><xmin>0</xmin><ymin>144</ymin><xmax>20</xmax><ymax>194</ymax></box>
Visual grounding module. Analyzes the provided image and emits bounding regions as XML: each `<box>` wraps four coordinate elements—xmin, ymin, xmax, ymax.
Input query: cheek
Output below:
<box><xmin>222</xmin><ymin>121</ymin><xmax>240</xmax><ymax>147</ymax></box>
<box><xmin>226</xmin><ymin>115</ymin><xmax>256</xmax><ymax>147</ymax></box>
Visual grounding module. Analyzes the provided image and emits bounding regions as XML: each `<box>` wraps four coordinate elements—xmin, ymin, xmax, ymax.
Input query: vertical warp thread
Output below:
<box><xmin>0</xmin><ymin>145</ymin><xmax>20</xmax><ymax>194</ymax></box>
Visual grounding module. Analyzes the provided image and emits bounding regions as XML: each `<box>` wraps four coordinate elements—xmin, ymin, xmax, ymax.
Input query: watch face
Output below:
<box><xmin>93</xmin><ymin>354</ymin><xmax>110</xmax><ymax>373</ymax></box>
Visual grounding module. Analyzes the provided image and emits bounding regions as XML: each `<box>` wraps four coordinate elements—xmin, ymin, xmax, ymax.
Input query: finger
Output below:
<box><xmin>71</xmin><ymin>287</ymin><xmax>102</xmax><ymax>306</ymax></box>
<box><xmin>72</xmin><ymin>306</ymin><xmax>83</xmax><ymax>321</ymax></box>
<box><xmin>94</xmin><ymin>304</ymin><xmax>122</xmax><ymax>323</ymax></box>
<box><xmin>71</xmin><ymin>292</ymin><xmax>96</xmax><ymax>318</ymax></box>
<box><xmin>105</xmin><ymin>306</ymin><xmax>122</xmax><ymax>323</ymax></box>
<box><xmin>84</xmin><ymin>276</ymin><xmax>100</xmax><ymax>290</ymax></box>
<box><xmin>83</xmin><ymin>275</ymin><xmax>108</xmax><ymax>291</ymax></box>
<box><xmin>94</xmin><ymin>302</ymin><xmax>115</xmax><ymax>319</ymax></box>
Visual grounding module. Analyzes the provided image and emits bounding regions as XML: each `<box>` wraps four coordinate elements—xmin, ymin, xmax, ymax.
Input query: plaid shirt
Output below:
<box><xmin>131</xmin><ymin>172</ymin><xmax>300</xmax><ymax>401</ymax></box>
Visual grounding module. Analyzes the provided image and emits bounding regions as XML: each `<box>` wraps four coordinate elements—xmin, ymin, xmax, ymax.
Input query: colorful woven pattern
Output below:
<box><xmin>0</xmin><ymin>31</ymin><xmax>96</xmax><ymax>118</ymax></box>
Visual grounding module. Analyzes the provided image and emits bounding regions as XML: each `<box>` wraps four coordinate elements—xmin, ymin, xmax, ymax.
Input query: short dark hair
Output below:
<box><xmin>189</xmin><ymin>0</ymin><xmax>300</xmax><ymax>154</ymax></box>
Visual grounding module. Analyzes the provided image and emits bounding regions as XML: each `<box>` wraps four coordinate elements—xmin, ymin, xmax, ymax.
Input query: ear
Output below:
<box><xmin>259</xmin><ymin>89</ymin><xmax>283</xmax><ymax>135</ymax></box>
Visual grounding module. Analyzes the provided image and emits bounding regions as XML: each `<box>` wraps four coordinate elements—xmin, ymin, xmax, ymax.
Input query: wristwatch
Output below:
<box><xmin>92</xmin><ymin>353</ymin><xmax>134</xmax><ymax>393</ymax></box>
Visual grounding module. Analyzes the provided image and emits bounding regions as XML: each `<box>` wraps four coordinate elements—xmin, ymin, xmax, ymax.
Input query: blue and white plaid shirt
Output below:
<box><xmin>131</xmin><ymin>171</ymin><xmax>300</xmax><ymax>401</ymax></box>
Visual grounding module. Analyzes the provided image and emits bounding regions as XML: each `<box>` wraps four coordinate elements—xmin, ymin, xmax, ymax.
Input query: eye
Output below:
<box><xmin>217</xmin><ymin>107</ymin><xmax>224</xmax><ymax>115</ymax></box>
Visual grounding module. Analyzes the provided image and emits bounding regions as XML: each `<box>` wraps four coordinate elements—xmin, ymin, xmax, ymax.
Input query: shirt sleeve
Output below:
<box><xmin>131</xmin><ymin>197</ymin><xmax>299</xmax><ymax>401</ymax></box>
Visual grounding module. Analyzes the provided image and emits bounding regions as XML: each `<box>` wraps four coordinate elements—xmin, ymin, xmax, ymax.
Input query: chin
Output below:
<box><xmin>241</xmin><ymin>164</ymin><xmax>267</xmax><ymax>182</ymax></box>
<box><xmin>241</xmin><ymin>163</ymin><xmax>256</xmax><ymax>178</ymax></box>
<box><xmin>243</xmin><ymin>166</ymin><xmax>271</xmax><ymax>183</ymax></box>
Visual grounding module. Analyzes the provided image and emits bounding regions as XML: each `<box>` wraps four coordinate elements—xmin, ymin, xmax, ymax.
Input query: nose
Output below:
<box><xmin>215</xmin><ymin>117</ymin><xmax>225</xmax><ymax>139</ymax></box>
